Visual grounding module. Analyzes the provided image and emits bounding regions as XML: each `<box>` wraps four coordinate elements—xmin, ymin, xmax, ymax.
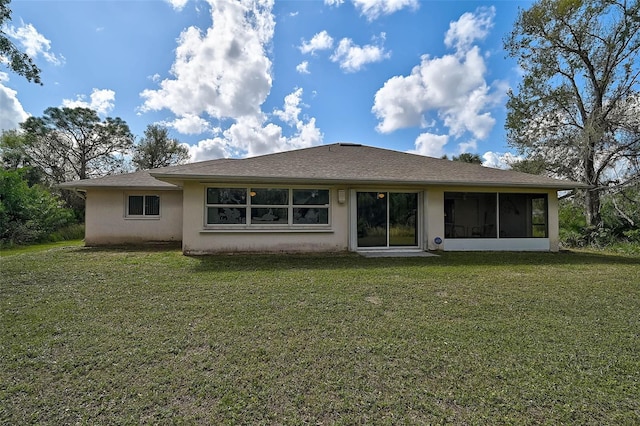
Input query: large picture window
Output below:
<box><xmin>206</xmin><ymin>187</ymin><xmax>330</xmax><ymax>226</ymax></box>
<box><xmin>444</xmin><ymin>192</ymin><xmax>548</xmax><ymax>239</ymax></box>
<box><xmin>127</xmin><ymin>195</ymin><xmax>160</xmax><ymax>217</ymax></box>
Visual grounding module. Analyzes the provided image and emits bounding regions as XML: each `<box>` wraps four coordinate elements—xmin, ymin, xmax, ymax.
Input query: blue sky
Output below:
<box><xmin>2</xmin><ymin>0</ymin><xmax>532</xmax><ymax>167</ymax></box>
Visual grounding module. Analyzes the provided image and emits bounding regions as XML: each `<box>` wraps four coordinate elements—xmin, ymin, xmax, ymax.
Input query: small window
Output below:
<box><xmin>127</xmin><ymin>195</ymin><xmax>160</xmax><ymax>217</ymax></box>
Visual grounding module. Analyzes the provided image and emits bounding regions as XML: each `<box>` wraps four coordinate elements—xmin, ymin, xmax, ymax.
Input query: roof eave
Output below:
<box><xmin>150</xmin><ymin>173</ymin><xmax>586</xmax><ymax>190</ymax></box>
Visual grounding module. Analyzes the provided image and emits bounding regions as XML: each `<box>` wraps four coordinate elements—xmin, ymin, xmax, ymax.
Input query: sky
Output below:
<box><xmin>1</xmin><ymin>0</ymin><xmax>533</xmax><ymax>168</ymax></box>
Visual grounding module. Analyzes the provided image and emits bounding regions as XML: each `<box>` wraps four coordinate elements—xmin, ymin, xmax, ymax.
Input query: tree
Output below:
<box><xmin>0</xmin><ymin>0</ymin><xmax>42</xmax><ymax>84</ymax></box>
<box><xmin>0</xmin><ymin>168</ymin><xmax>75</xmax><ymax>245</ymax></box>
<box><xmin>19</xmin><ymin>107</ymin><xmax>134</xmax><ymax>183</ymax></box>
<box><xmin>505</xmin><ymin>0</ymin><xmax>640</xmax><ymax>227</ymax></box>
<box><xmin>132</xmin><ymin>124</ymin><xmax>189</xmax><ymax>170</ymax></box>
<box><xmin>453</xmin><ymin>153</ymin><xmax>483</xmax><ymax>164</ymax></box>
<box><xmin>441</xmin><ymin>153</ymin><xmax>483</xmax><ymax>164</ymax></box>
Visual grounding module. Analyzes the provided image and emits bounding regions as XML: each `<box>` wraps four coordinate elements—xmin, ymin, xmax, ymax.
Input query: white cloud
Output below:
<box><xmin>457</xmin><ymin>139</ymin><xmax>478</xmax><ymax>154</ymax></box>
<box><xmin>372</xmin><ymin>7</ymin><xmax>506</xmax><ymax>155</ymax></box>
<box><xmin>140</xmin><ymin>0</ymin><xmax>275</xmax><ymax>121</ymax></box>
<box><xmin>273</xmin><ymin>88</ymin><xmax>303</xmax><ymax>125</ymax></box>
<box><xmin>352</xmin><ymin>0</ymin><xmax>419</xmax><ymax>21</ymax></box>
<box><xmin>299</xmin><ymin>30</ymin><xmax>334</xmax><ymax>54</ymax></box>
<box><xmin>330</xmin><ymin>34</ymin><xmax>390</xmax><ymax>73</ymax></box>
<box><xmin>62</xmin><ymin>88</ymin><xmax>116</xmax><ymax>115</ymax></box>
<box><xmin>482</xmin><ymin>151</ymin><xmax>522</xmax><ymax>169</ymax></box>
<box><xmin>167</xmin><ymin>0</ymin><xmax>190</xmax><ymax>11</ymax></box>
<box><xmin>411</xmin><ymin>133</ymin><xmax>448</xmax><ymax>158</ymax></box>
<box><xmin>164</xmin><ymin>114</ymin><xmax>215</xmax><ymax>135</ymax></box>
<box><xmin>444</xmin><ymin>6</ymin><xmax>495</xmax><ymax>53</ymax></box>
<box><xmin>0</xmin><ymin>73</ymin><xmax>29</xmax><ymax>131</ymax></box>
<box><xmin>140</xmin><ymin>0</ymin><xmax>323</xmax><ymax>160</ymax></box>
<box><xmin>187</xmin><ymin>137</ymin><xmax>234</xmax><ymax>162</ymax></box>
<box><xmin>296</xmin><ymin>61</ymin><xmax>310</xmax><ymax>74</ymax></box>
<box><xmin>324</xmin><ymin>0</ymin><xmax>344</xmax><ymax>6</ymax></box>
<box><xmin>4</xmin><ymin>23</ymin><xmax>64</xmax><ymax>66</ymax></box>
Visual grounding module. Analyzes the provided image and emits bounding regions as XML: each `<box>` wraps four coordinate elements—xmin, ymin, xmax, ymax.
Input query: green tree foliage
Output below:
<box><xmin>505</xmin><ymin>0</ymin><xmax>640</xmax><ymax>227</ymax></box>
<box><xmin>453</xmin><ymin>153</ymin><xmax>483</xmax><ymax>164</ymax></box>
<box><xmin>132</xmin><ymin>124</ymin><xmax>189</xmax><ymax>170</ymax></box>
<box><xmin>509</xmin><ymin>157</ymin><xmax>548</xmax><ymax>175</ymax></box>
<box><xmin>0</xmin><ymin>129</ymin><xmax>43</xmax><ymax>185</ymax></box>
<box><xmin>0</xmin><ymin>0</ymin><xmax>42</xmax><ymax>84</ymax></box>
<box><xmin>441</xmin><ymin>153</ymin><xmax>483</xmax><ymax>164</ymax></box>
<box><xmin>0</xmin><ymin>168</ymin><xmax>75</xmax><ymax>245</ymax></box>
<box><xmin>19</xmin><ymin>107</ymin><xmax>134</xmax><ymax>183</ymax></box>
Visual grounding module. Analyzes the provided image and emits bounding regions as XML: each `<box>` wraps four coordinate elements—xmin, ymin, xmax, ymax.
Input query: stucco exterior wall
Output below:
<box><xmin>84</xmin><ymin>189</ymin><xmax>183</xmax><ymax>245</ymax></box>
<box><xmin>181</xmin><ymin>182</ymin><xmax>350</xmax><ymax>254</ymax></box>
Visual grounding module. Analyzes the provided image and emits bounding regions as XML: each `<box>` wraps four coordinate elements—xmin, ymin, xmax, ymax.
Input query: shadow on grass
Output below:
<box><xmin>61</xmin><ymin>244</ymin><xmax>640</xmax><ymax>272</ymax></box>
<box><xmin>195</xmin><ymin>250</ymin><xmax>640</xmax><ymax>271</ymax></box>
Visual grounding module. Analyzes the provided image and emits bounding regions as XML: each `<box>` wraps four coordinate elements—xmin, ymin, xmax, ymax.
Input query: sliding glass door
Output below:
<box><xmin>357</xmin><ymin>192</ymin><xmax>418</xmax><ymax>248</ymax></box>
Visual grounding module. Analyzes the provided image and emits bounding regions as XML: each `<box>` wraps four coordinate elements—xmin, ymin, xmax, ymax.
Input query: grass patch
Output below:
<box><xmin>0</xmin><ymin>239</ymin><xmax>84</xmax><ymax>257</ymax></box>
<box><xmin>1</xmin><ymin>247</ymin><xmax>639</xmax><ymax>424</ymax></box>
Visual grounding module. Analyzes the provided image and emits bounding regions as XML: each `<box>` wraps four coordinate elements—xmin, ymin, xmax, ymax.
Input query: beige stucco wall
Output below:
<box><xmin>84</xmin><ymin>189</ymin><xmax>183</xmax><ymax>245</ymax></box>
<box><xmin>181</xmin><ymin>182</ymin><xmax>350</xmax><ymax>254</ymax></box>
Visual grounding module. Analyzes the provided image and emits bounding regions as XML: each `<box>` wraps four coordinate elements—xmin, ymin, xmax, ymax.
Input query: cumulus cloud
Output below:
<box><xmin>140</xmin><ymin>0</ymin><xmax>275</xmax><ymax>121</ymax></box>
<box><xmin>444</xmin><ymin>6</ymin><xmax>495</xmax><ymax>52</ymax></box>
<box><xmin>482</xmin><ymin>151</ymin><xmax>522</xmax><ymax>169</ymax></box>
<box><xmin>164</xmin><ymin>114</ymin><xmax>215</xmax><ymax>135</ymax></box>
<box><xmin>296</xmin><ymin>61</ymin><xmax>310</xmax><ymax>74</ymax></box>
<box><xmin>62</xmin><ymin>88</ymin><xmax>116</xmax><ymax>115</ymax></box>
<box><xmin>330</xmin><ymin>33</ymin><xmax>390</xmax><ymax>73</ymax></box>
<box><xmin>372</xmin><ymin>6</ymin><xmax>506</xmax><ymax>155</ymax></box>
<box><xmin>411</xmin><ymin>133</ymin><xmax>448</xmax><ymax>158</ymax></box>
<box><xmin>0</xmin><ymin>73</ymin><xmax>29</xmax><ymax>131</ymax></box>
<box><xmin>299</xmin><ymin>30</ymin><xmax>334</xmax><ymax>54</ymax></box>
<box><xmin>352</xmin><ymin>0</ymin><xmax>419</xmax><ymax>20</ymax></box>
<box><xmin>140</xmin><ymin>0</ymin><xmax>324</xmax><ymax>160</ymax></box>
<box><xmin>4</xmin><ymin>22</ymin><xmax>64</xmax><ymax>66</ymax></box>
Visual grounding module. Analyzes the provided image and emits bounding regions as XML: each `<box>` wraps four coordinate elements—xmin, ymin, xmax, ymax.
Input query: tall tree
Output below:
<box><xmin>132</xmin><ymin>124</ymin><xmax>189</xmax><ymax>170</ymax></box>
<box><xmin>0</xmin><ymin>0</ymin><xmax>42</xmax><ymax>84</ymax></box>
<box><xmin>19</xmin><ymin>107</ymin><xmax>134</xmax><ymax>183</ymax></box>
<box><xmin>504</xmin><ymin>0</ymin><xmax>640</xmax><ymax>227</ymax></box>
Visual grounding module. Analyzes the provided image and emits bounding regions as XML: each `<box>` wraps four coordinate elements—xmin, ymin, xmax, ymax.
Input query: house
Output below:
<box><xmin>60</xmin><ymin>143</ymin><xmax>586</xmax><ymax>254</ymax></box>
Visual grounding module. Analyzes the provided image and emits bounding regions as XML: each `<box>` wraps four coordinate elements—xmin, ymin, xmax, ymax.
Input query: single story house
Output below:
<box><xmin>60</xmin><ymin>143</ymin><xmax>586</xmax><ymax>254</ymax></box>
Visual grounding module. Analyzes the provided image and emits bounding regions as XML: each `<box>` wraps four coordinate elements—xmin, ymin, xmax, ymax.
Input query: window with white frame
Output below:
<box><xmin>127</xmin><ymin>195</ymin><xmax>160</xmax><ymax>217</ymax></box>
<box><xmin>205</xmin><ymin>187</ymin><xmax>329</xmax><ymax>226</ymax></box>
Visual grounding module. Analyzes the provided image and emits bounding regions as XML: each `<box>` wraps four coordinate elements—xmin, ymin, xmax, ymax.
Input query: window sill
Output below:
<box><xmin>125</xmin><ymin>216</ymin><xmax>161</xmax><ymax>220</ymax></box>
<box><xmin>201</xmin><ymin>226</ymin><xmax>333</xmax><ymax>234</ymax></box>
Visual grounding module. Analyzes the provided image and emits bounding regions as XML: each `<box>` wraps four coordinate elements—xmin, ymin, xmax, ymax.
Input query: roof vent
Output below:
<box><xmin>337</xmin><ymin>143</ymin><xmax>362</xmax><ymax>147</ymax></box>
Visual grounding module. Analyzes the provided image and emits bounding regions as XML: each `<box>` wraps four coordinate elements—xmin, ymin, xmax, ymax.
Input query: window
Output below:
<box><xmin>499</xmin><ymin>194</ymin><xmax>548</xmax><ymax>238</ymax></box>
<box><xmin>206</xmin><ymin>187</ymin><xmax>330</xmax><ymax>226</ymax></box>
<box><xmin>127</xmin><ymin>195</ymin><xmax>160</xmax><ymax>217</ymax></box>
<box><xmin>444</xmin><ymin>192</ymin><xmax>548</xmax><ymax>239</ymax></box>
<box><xmin>444</xmin><ymin>192</ymin><xmax>497</xmax><ymax>238</ymax></box>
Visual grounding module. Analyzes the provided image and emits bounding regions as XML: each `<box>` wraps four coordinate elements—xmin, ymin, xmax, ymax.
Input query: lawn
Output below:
<box><xmin>1</xmin><ymin>245</ymin><xmax>639</xmax><ymax>424</ymax></box>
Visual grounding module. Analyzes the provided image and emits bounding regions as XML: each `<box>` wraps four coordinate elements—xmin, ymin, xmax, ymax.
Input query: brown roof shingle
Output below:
<box><xmin>151</xmin><ymin>143</ymin><xmax>586</xmax><ymax>189</ymax></box>
<box><xmin>60</xmin><ymin>144</ymin><xmax>586</xmax><ymax>190</ymax></box>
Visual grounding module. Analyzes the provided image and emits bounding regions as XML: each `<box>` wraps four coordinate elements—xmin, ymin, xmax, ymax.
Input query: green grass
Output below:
<box><xmin>1</xmin><ymin>246</ymin><xmax>639</xmax><ymax>424</ymax></box>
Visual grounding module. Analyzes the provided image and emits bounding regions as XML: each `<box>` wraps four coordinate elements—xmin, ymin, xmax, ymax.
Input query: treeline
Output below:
<box><xmin>1</xmin><ymin>107</ymin><xmax>189</xmax><ymax>246</ymax></box>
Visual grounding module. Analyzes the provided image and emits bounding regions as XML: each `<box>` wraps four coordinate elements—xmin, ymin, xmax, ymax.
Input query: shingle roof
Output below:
<box><xmin>58</xmin><ymin>170</ymin><xmax>179</xmax><ymax>190</ymax></box>
<box><xmin>150</xmin><ymin>143</ymin><xmax>586</xmax><ymax>189</ymax></box>
<box><xmin>60</xmin><ymin>144</ymin><xmax>587</xmax><ymax>190</ymax></box>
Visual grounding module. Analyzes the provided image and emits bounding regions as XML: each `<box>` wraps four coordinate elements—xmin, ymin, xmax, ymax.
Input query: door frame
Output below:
<box><xmin>349</xmin><ymin>189</ymin><xmax>423</xmax><ymax>251</ymax></box>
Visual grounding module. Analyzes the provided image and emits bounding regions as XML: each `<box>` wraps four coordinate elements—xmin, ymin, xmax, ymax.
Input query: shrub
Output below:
<box><xmin>0</xmin><ymin>168</ymin><xmax>76</xmax><ymax>246</ymax></box>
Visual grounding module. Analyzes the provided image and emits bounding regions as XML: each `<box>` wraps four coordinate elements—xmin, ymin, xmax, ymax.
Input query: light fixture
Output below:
<box><xmin>377</xmin><ymin>192</ymin><xmax>385</xmax><ymax>199</ymax></box>
<box><xmin>250</xmin><ymin>191</ymin><xmax>257</xmax><ymax>197</ymax></box>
